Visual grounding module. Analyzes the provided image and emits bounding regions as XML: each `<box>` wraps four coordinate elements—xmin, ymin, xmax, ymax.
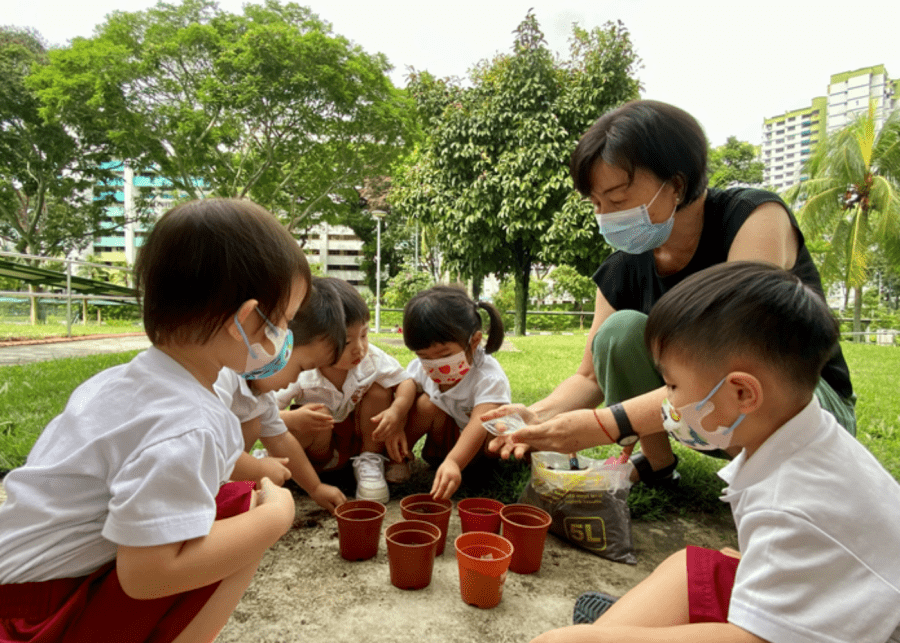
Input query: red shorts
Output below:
<box><xmin>686</xmin><ymin>545</ymin><xmax>740</xmax><ymax>624</ymax></box>
<box><xmin>0</xmin><ymin>481</ymin><xmax>255</xmax><ymax>643</ymax></box>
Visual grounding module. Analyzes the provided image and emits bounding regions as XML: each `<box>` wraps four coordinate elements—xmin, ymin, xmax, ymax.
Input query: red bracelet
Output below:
<box><xmin>593</xmin><ymin>409</ymin><xmax>615</xmax><ymax>444</ymax></box>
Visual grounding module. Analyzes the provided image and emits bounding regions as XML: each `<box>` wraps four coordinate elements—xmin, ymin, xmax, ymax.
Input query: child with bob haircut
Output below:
<box><xmin>530</xmin><ymin>261</ymin><xmax>900</xmax><ymax>643</ymax></box>
<box><xmin>0</xmin><ymin>198</ymin><xmax>309</xmax><ymax>643</ymax></box>
<box><xmin>275</xmin><ymin>277</ymin><xmax>416</xmax><ymax>503</ymax></box>
<box><xmin>220</xmin><ymin>277</ymin><xmax>349</xmax><ymax>514</ymax></box>
<box><xmin>402</xmin><ymin>284</ymin><xmax>511</xmax><ymax>500</ymax></box>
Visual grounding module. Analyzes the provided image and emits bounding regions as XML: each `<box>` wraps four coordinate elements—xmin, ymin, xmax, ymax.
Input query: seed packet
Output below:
<box><xmin>482</xmin><ymin>413</ymin><xmax>528</xmax><ymax>436</ymax></box>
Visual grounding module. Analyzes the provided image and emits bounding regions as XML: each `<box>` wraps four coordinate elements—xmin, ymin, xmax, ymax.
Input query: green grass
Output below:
<box><xmin>2</xmin><ymin>335</ymin><xmax>898</xmax><ymax>520</ymax></box>
<box><xmin>0</xmin><ymin>320</ymin><xmax>143</xmax><ymax>341</ymax></box>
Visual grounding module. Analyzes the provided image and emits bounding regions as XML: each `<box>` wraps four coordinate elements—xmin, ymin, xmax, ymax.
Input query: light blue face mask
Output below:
<box><xmin>595</xmin><ymin>182</ymin><xmax>676</xmax><ymax>254</ymax></box>
<box><xmin>660</xmin><ymin>376</ymin><xmax>745</xmax><ymax>451</ymax></box>
<box><xmin>234</xmin><ymin>308</ymin><xmax>293</xmax><ymax>380</ymax></box>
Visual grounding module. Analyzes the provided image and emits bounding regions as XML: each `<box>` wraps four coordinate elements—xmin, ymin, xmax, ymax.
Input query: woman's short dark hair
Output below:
<box><xmin>570</xmin><ymin>100</ymin><xmax>708</xmax><ymax>208</ymax></box>
<box><xmin>403</xmin><ymin>284</ymin><xmax>504</xmax><ymax>356</ymax></box>
<box><xmin>645</xmin><ymin>262</ymin><xmax>839</xmax><ymax>393</ymax></box>
<box><xmin>135</xmin><ymin>198</ymin><xmax>310</xmax><ymax>345</ymax></box>
<box><xmin>290</xmin><ymin>277</ymin><xmax>347</xmax><ymax>365</ymax></box>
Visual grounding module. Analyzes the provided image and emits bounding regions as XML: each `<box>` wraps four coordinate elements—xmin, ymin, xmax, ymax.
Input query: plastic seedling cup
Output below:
<box><xmin>385</xmin><ymin>520</ymin><xmax>441</xmax><ymax>590</ymax></box>
<box><xmin>457</xmin><ymin>498</ymin><xmax>505</xmax><ymax>534</ymax></box>
<box><xmin>400</xmin><ymin>493</ymin><xmax>452</xmax><ymax>555</ymax></box>
<box><xmin>454</xmin><ymin>531</ymin><xmax>514</xmax><ymax>609</ymax></box>
<box><xmin>500</xmin><ymin>504</ymin><xmax>552</xmax><ymax>574</ymax></box>
<box><xmin>335</xmin><ymin>499</ymin><xmax>386</xmax><ymax>561</ymax></box>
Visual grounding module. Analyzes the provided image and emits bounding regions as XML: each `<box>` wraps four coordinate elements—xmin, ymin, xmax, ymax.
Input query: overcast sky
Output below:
<box><xmin>7</xmin><ymin>0</ymin><xmax>900</xmax><ymax>147</ymax></box>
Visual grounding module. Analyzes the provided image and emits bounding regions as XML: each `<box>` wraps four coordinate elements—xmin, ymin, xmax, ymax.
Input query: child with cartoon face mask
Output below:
<box><xmin>401</xmin><ymin>285</ymin><xmax>511</xmax><ymax>501</ymax></box>
<box><xmin>531</xmin><ymin>261</ymin><xmax>900</xmax><ymax>643</ymax></box>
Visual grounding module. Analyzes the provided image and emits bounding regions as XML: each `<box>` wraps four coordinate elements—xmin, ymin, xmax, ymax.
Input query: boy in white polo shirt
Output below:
<box><xmin>274</xmin><ymin>278</ymin><xmax>416</xmax><ymax>503</ymax></box>
<box><xmin>528</xmin><ymin>261</ymin><xmax>900</xmax><ymax>643</ymax></box>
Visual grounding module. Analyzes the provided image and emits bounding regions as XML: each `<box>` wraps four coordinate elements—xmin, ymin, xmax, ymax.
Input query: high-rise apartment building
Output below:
<box><xmin>761</xmin><ymin>65</ymin><xmax>899</xmax><ymax>193</ymax></box>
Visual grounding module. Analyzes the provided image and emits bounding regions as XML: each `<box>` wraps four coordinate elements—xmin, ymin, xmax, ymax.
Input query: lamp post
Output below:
<box><xmin>371</xmin><ymin>209</ymin><xmax>387</xmax><ymax>333</ymax></box>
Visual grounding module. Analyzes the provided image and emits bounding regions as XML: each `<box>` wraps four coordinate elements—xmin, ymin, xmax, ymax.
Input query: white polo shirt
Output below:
<box><xmin>274</xmin><ymin>344</ymin><xmax>410</xmax><ymax>422</ymax></box>
<box><xmin>215</xmin><ymin>368</ymin><xmax>287</xmax><ymax>438</ymax></box>
<box><xmin>0</xmin><ymin>347</ymin><xmax>244</xmax><ymax>584</ymax></box>
<box><xmin>407</xmin><ymin>347</ymin><xmax>511</xmax><ymax>429</ymax></box>
<box><xmin>720</xmin><ymin>397</ymin><xmax>900</xmax><ymax>643</ymax></box>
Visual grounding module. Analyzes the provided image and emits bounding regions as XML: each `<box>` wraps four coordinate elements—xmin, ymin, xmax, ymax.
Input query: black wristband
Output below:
<box><xmin>609</xmin><ymin>403</ymin><xmax>639</xmax><ymax>446</ymax></box>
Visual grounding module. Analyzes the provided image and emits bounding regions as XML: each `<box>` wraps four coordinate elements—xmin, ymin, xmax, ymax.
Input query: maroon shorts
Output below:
<box><xmin>0</xmin><ymin>481</ymin><xmax>255</xmax><ymax>643</ymax></box>
<box><xmin>686</xmin><ymin>545</ymin><xmax>740</xmax><ymax>624</ymax></box>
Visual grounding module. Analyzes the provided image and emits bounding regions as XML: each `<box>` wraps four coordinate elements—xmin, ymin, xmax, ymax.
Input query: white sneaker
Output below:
<box><xmin>351</xmin><ymin>452</ymin><xmax>390</xmax><ymax>503</ymax></box>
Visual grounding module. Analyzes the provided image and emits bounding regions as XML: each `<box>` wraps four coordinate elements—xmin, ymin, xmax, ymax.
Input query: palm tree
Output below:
<box><xmin>783</xmin><ymin>102</ymin><xmax>900</xmax><ymax>340</ymax></box>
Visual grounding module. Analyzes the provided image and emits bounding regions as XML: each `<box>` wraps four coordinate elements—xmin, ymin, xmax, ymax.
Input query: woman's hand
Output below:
<box><xmin>479</xmin><ymin>403</ymin><xmax>539</xmax><ymax>424</ymax></box>
<box><xmin>489</xmin><ymin>410</ymin><xmax>599</xmax><ymax>459</ymax></box>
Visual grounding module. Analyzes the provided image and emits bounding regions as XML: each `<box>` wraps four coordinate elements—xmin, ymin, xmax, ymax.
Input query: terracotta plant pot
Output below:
<box><xmin>385</xmin><ymin>520</ymin><xmax>441</xmax><ymax>590</ymax></box>
<box><xmin>400</xmin><ymin>493</ymin><xmax>452</xmax><ymax>555</ymax></box>
<box><xmin>457</xmin><ymin>498</ymin><xmax>505</xmax><ymax>534</ymax></box>
<box><xmin>335</xmin><ymin>499</ymin><xmax>386</xmax><ymax>561</ymax></box>
<box><xmin>454</xmin><ymin>531</ymin><xmax>514</xmax><ymax>609</ymax></box>
<box><xmin>500</xmin><ymin>503</ymin><xmax>552</xmax><ymax>574</ymax></box>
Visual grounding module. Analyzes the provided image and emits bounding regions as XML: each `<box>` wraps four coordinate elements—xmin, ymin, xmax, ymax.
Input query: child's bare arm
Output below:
<box><xmin>431</xmin><ymin>402</ymin><xmax>500</xmax><ymax>500</ymax></box>
<box><xmin>261</xmin><ymin>432</ymin><xmax>346</xmax><ymax>513</ymax></box>
<box><xmin>230</xmin><ymin>451</ymin><xmax>291</xmax><ymax>487</ymax></box>
<box><xmin>371</xmin><ymin>379</ymin><xmax>417</xmax><ymax>448</ymax></box>
<box><xmin>116</xmin><ymin>477</ymin><xmax>294</xmax><ymax>599</ymax></box>
<box><xmin>280</xmin><ymin>403</ymin><xmax>334</xmax><ymax>434</ymax></box>
<box><xmin>529</xmin><ymin>622</ymin><xmax>766</xmax><ymax>643</ymax></box>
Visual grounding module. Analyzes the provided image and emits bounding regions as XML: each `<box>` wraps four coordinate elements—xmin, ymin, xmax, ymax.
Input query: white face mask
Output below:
<box><xmin>660</xmin><ymin>377</ymin><xmax>745</xmax><ymax>451</ymax></box>
<box><xmin>419</xmin><ymin>350</ymin><xmax>471</xmax><ymax>386</ymax></box>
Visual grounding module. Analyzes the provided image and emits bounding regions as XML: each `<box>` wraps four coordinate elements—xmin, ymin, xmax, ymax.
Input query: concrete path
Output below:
<box><xmin>0</xmin><ymin>334</ymin><xmax>152</xmax><ymax>366</ymax></box>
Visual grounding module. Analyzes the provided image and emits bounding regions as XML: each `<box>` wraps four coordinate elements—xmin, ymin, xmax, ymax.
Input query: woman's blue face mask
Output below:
<box><xmin>594</xmin><ymin>182</ymin><xmax>676</xmax><ymax>254</ymax></box>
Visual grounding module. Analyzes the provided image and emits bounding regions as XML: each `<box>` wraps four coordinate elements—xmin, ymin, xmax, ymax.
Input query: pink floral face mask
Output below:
<box><xmin>419</xmin><ymin>350</ymin><xmax>471</xmax><ymax>386</ymax></box>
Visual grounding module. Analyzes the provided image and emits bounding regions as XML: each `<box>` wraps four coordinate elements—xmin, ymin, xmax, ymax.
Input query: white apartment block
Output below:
<box><xmin>298</xmin><ymin>223</ymin><xmax>366</xmax><ymax>288</ymax></box>
<box><xmin>761</xmin><ymin>65</ymin><xmax>899</xmax><ymax>194</ymax></box>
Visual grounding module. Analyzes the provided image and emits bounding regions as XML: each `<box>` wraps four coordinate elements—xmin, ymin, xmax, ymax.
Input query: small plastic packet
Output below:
<box><xmin>482</xmin><ymin>413</ymin><xmax>528</xmax><ymax>436</ymax></box>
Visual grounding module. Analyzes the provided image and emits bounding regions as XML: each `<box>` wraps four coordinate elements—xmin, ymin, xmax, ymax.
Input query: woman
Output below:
<box><xmin>486</xmin><ymin>100</ymin><xmax>855</xmax><ymax>483</ymax></box>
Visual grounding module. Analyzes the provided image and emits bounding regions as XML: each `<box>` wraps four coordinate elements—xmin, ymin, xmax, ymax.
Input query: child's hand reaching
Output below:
<box><xmin>431</xmin><ymin>459</ymin><xmax>462</xmax><ymax>501</ymax></box>
<box><xmin>309</xmin><ymin>483</ymin><xmax>347</xmax><ymax>515</ymax></box>
<box><xmin>257</xmin><ymin>456</ymin><xmax>291</xmax><ymax>487</ymax></box>
<box><xmin>283</xmin><ymin>403</ymin><xmax>334</xmax><ymax>433</ymax></box>
<box><xmin>371</xmin><ymin>407</ymin><xmax>410</xmax><ymax>462</ymax></box>
<box><xmin>256</xmin><ymin>477</ymin><xmax>295</xmax><ymax>533</ymax></box>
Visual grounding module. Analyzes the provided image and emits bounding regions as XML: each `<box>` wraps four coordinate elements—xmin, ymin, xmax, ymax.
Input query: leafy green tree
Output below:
<box><xmin>0</xmin><ymin>26</ymin><xmax>121</xmax><ymax>258</ymax></box>
<box><xmin>707</xmin><ymin>136</ymin><xmax>764</xmax><ymax>188</ymax></box>
<box><xmin>30</xmin><ymin>0</ymin><xmax>414</xmax><ymax>229</ymax></box>
<box><xmin>784</xmin><ymin>103</ymin><xmax>900</xmax><ymax>339</ymax></box>
<box><xmin>383</xmin><ymin>268</ymin><xmax>433</xmax><ymax>309</ymax></box>
<box><xmin>390</xmin><ymin>13</ymin><xmax>640</xmax><ymax>334</ymax></box>
<box><xmin>550</xmin><ymin>264</ymin><xmax>596</xmax><ymax>329</ymax></box>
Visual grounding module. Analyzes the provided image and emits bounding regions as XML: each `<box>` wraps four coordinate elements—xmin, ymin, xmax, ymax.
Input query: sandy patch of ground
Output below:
<box><xmin>218</xmin><ymin>468</ymin><xmax>736</xmax><ymax>643</ymax></box>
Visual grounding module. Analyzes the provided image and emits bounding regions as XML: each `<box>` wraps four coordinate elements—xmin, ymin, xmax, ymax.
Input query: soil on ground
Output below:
<box><xmin>217</xmin><ymin>460</ymin><xmax>737</xmax><ymax>643</ymax></box>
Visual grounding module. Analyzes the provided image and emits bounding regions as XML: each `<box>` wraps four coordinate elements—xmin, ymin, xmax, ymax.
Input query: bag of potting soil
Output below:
<box><xmin>518</xmin><ymin>451</ymin><xmax>636</xmax><ymax>565</ymax></box>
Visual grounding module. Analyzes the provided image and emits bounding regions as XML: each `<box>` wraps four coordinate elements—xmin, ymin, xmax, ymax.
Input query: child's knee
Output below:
<box><xmin>362</xmin><ymin>383</ymin><xmax>392</xmax><ymax>409</ymax></box>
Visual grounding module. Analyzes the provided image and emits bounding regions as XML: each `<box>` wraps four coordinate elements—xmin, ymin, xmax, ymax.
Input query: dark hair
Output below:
<box><xmin>645</xmin><ymin>262</ymin><xmax>839</xmax><ymax>392</ymax></box>
<box><xmin>403</xmin><ymin>284</ymin><xmax>504</xmax><ymax>356</ymax></box>
<box><xmin>135</xmin><ymin>198</ymin><xmax>310</xmax><ymax>345</ymax></box>
<box><xmin>290</xmin><ymin>277</ymin><xmax>346</xmax><ymax>365</ymax></box>
<box><xmin>327</xmin><ymin>277</ymin><xmax>370</xmax><ymax>327</ymax></box>
<box><xmin>570</xmin><ymin>100</ymin><xmax>708</xmax><ymax>207</ymax></box>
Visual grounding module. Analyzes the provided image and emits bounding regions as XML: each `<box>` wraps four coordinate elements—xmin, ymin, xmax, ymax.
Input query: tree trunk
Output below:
<box><xmin>853</xmin><ymin>285</ymin><xmax>863</xmax><ymax>343</ymax></box>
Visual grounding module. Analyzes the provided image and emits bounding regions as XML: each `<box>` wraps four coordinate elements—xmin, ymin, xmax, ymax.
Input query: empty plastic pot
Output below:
<box><xmin>400</xmin><ymin>493</ymin><xmax>452</xmax><ymax>555</ymax></box>
<box><xmin>385</xmin><ymin>520</ymin><xmax>441</xmax><ymax>590</ymax></box>
<box><xmin>457</xmin><ymin>498</ymin><xmax>505</xmax><ymax>534</ymax></box>
<box><xmin>335</xmin><ymin>499</ymin><xmax>386</xmax><ymax>561</ymax></box>
<box><xmin>500</xmin><ymin>503</ymin><xmax>552</xmax><ymax>574</ymax></box>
